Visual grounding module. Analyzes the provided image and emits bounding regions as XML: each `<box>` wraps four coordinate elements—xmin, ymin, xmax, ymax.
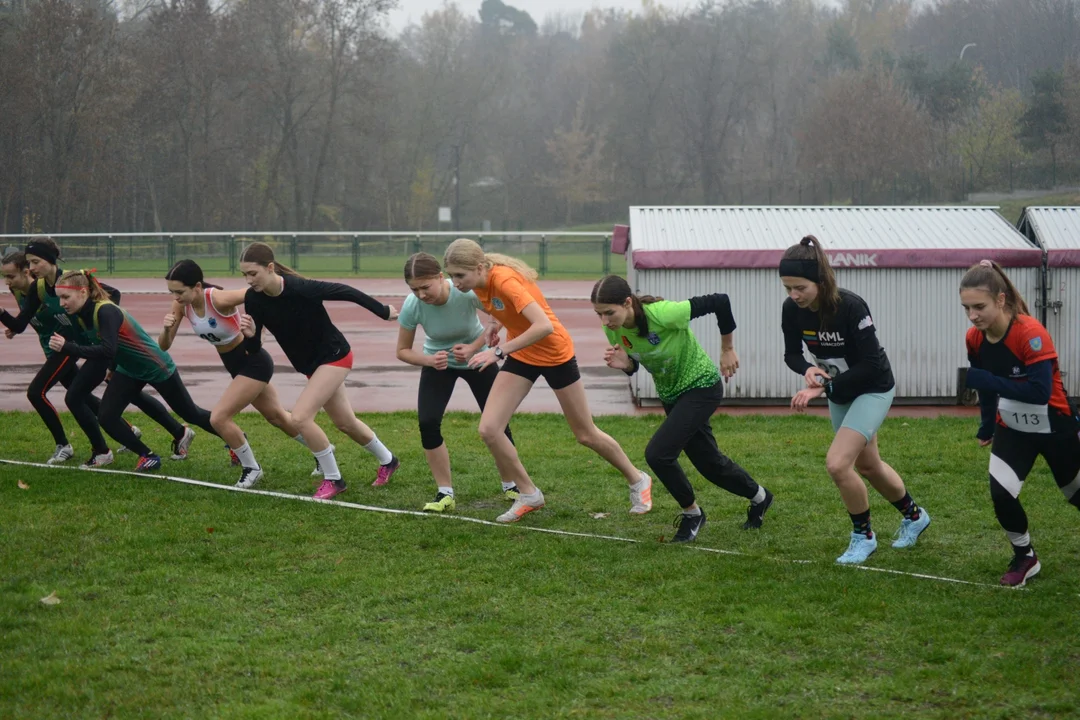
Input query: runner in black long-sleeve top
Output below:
<box><xmin>238</xmin><ymin>242</ymin><xmax>401</xmax><ymax>499</ymax></box>
<box><xmin>779</xmin><ymin>235</ymin><xmax>931</xmax><ymax>565</ymax></box>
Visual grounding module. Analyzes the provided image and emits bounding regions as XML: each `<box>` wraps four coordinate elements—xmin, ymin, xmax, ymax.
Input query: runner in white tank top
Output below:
<box><xmin>159</xmin><ymin>259</ymin><xmax>310</xmax><ymax>489</ymax></box>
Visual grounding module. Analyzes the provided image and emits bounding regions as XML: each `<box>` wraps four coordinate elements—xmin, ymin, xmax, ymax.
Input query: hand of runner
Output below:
<box><xmin>47</xmin><ymin>333</ymin><xmax>66</xmax><ymax>353</ymax></box>
<box><xmin>163</xmin><ymin>312</ymin><xmax>177</xmax><ymax>329</ymax></box>
<box><xmin>4</xmin><ymin>328</ymin><xmax>13</xmax><ymax>340</ymax></box>
<box><xmin>804</xmin><ymin>366</ymin><xmax>830</xmax><ymax>388</ymax></box>
<box><xmin>720</xmin><ymin>348</ymin><xmax>739</xmax><ymax>381</ymax></box>
<box><xmin>386</xmin><ymin>304</ymin><xmax>399</xmax><ymax>321</ymax></box>
<box><xmin>451</xmin><ymin>343</ymin><xmax>475</xmax><ymax>364</ymax></box>
<box><xmin>482</xmin><ymin>323</ymin><xmax>501</xmax><ymax>348</ymax></box>
<box><xmin>239</xmin><ymin>313</ymin><xmax>255</xmax><ymax>338</ymax></box>
<box><xmin>469</xmin><ymin>348</ymin><xmax>497</xmax><ymax>371</ymax></box>
<box><xmin>430</xmin><ymin>350</ymin><xmax>449</xmax><ymax>370</ymax></box>
<box><xmin>978</xmin><ymin>438</ymin><xmax>992</xmax><ymax>447</ymax></box>
<box><xmin>791</xmin><ymin>386</ymin><xmax>824</xmax><ymax>411</ymax></box>
<box><xmin>604</xmin><ymin>344</ymin><xmax>633</xmax><ymax>371</ymax></box>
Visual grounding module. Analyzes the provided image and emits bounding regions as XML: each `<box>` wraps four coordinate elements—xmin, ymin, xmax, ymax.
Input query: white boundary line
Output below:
<box><xmin>1</xmin><ymin>458</ymin><xmax>1013</xmax><ymax>590</ymax></box>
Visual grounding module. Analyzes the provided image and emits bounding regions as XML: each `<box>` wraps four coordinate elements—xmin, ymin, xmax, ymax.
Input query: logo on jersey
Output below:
<box><xmin>1030</xmin><ymin>336</ymin><xmax>1043</xmax><ymax>352</ymax></box>
<box><xmin>492</xmin><ymin>298</ymin><xmax>505</xmax><ymax>311</ymax></box>
<box><xmin>621</xmin><ymin>335</ymin><xmax>633</xmax><ymax>349</ymax></box>
<box><xmin>646</xmin><ymin>332</ymin><xmax>661</xmax><ymax>346</ymax></box>
<box><xmin>1012</xmin><ymin>366</ymin><xmax>1022</xmax><ymax>377</ymax></box>
<box><xmin>858</xmin><ymin>315</ymin><xmax>873</xmax><ymax>330</ymax></box>
<box><xmin>208</xmin><ymin>317</ymin><xmax>218</xmax><ymax>328</ymax></box>
<box><xmin>817</xmin><ymin>331</ymin><xmax>844</xmax><ymax>346</ymax></box>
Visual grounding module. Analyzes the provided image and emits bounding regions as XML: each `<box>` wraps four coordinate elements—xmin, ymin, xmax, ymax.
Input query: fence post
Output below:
<box><xmin>107</xmin><ymin>236</ymin><xmax>115</xmax><ymax>274</ymax></box>
<box><xmin>352</xmin><ymin>235</ymin><xmax>360</xmax><ymax>274</ymax></box>
<box><xmin>167</xmin><ymin>234</ymin><xmax>175</xmax><ymax>270</ymax></box>
<box><xmin>539</xmin><ymin>234</ymin><xmax>547</xmax><ymax>277</ymax></box>
<box><xmin>290</xmin><ymin>235</ymin><xmax>298</xmax><ymax>270</ymax></box>
<box><xmin>602</xmin><ymin>235</ymin><xmax>611</xmax><ymax>275</ymax></box>
<box><xmin>229</xmin><ymin>235</ymin><xmax>237</xmax><ymax>274</ymax></box>
<box><xmin>413</xmin><ymin>235</ymin><xmax>421</xmax><ymax>255</ymax></box>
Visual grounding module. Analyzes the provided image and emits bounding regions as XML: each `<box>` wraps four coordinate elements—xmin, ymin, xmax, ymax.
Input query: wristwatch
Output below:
<box><xmin>493</xmin><ymin>347</ymin><xmax>505</xmax><ymax>360</ymax></box>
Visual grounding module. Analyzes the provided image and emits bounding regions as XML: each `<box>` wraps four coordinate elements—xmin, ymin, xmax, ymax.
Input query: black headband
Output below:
<box><xmin>24</xmin><ymin>240</ymin><xmax>58</xmax><ymax>266</ymax></box>
<box><xmin>778</xmin><ymin>258</ymin><xmax>819</xmax><ymax>283</ymax></box>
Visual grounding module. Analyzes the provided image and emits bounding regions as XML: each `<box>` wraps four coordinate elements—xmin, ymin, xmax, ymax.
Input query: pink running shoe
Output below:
<box><xmin>313</xmin><ymin>479</ymin><xmax>346</xmax><ymax>500</ymax></box>
<box><xmin>372</xmin><ymin>456</ymin><xmax>400</xmax><ymax>487</ymax></box>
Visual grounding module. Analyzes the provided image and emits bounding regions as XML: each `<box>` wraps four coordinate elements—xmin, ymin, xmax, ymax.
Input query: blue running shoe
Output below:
<box><xmin>836</xmin><ymin>532</ymin><xmax>877</xmax><ymax>564</ymax></box>
<box><xmin>135</xmin><ymin>454</ymin><xmax>162</xmax><ymax>473</ymax></box>
<box><xmin>892</xmin><ymin>510</ymin><xmax>931</xmax><ymax>549</ymax></box>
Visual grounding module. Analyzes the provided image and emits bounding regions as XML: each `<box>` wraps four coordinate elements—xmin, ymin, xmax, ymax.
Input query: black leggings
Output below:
<box><xmin>97</xmin><ymin>370</ymin><xmax>219</xmax><ymax>457</ymax></box>
<box><xmin>988</xmin><ymin>424</ymin><xmax>1080</xmax><ymax>548</ymax></box>
<box><xmin>28</xmin><ymin>353</ymin><xmax>103</xmax><ymax>448</ymax></box>
<box><xmin>417</xmin><ymin>364</ymin><xmax>512</xmax><ymax>450</ymax></box>
<box><xmin>647</xmin><ymin>381</ymin><xmax>760</xmax><ymax>509</ymax></box>
<box><xmin>65</xmin><ymin>358</ymin><xmax>187</xmax><ymax>454</ymax></box>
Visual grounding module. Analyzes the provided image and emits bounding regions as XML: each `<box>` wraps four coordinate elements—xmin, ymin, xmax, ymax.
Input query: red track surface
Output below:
<box><xmin>0</xmin><ymin>278</ymin><xmax>977</xmax><ymax>420</ymax></box>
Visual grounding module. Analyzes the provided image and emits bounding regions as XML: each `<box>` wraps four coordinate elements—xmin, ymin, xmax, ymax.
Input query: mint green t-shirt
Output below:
<box><xmin>398</xmin><ymin>280</ymin><xmax>486</xmax><ymax>370</ymax></box>
<box><xmin>603</xmin><ymin>300</ymin><xmax>720</xmax><ymax>404</ymax></box>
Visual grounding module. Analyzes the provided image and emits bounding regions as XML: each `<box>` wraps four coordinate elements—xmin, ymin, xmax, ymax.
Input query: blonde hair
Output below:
<box><xmin>55</xmin><ymin>269</ymin><xmax>109</xmax><ymax>302</ymax></box>
<box><xmin>443</xmin><ymin>238</ymin><xmax>538</xmax><ymax>282</ymax></box>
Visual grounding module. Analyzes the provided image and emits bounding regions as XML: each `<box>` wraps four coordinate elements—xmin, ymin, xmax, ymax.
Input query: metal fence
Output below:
<box><xmin>0</xmin><ymin>231</ymin><xmax>617</xmax><ymax>277</ymax></box>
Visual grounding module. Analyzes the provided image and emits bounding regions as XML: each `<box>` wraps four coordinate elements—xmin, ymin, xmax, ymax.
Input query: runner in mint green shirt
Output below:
<box><xmin>591</xmin><ymin>275</ymin><xmax>773</xmax><ymax>542</ymax></box>
<box><xmin>396</xmin><ymin>253</ymin><xmax>515</xmax><ymax>513</ymax></box>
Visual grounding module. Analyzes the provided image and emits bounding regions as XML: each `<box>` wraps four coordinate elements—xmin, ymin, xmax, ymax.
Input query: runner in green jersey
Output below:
<box><xmin>591</xmin><ymin>275</ymin><xmax>773</xmax><ymax>543</ymax></box>
<box><xmin>49</xmin><ymin>270</ymin><xmax>220</xmax><ymax>473</ymax></box>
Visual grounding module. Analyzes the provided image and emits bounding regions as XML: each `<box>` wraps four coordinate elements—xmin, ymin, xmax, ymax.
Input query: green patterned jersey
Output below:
<box><xmin>76</xmin><ymin>301</ymin><xmax>176</xmax><ymax>383</ymax></box>
<box><xmin>603</xmin><ymin>300</ymin><xmax>720</xmax><ymax>404</ymax></box>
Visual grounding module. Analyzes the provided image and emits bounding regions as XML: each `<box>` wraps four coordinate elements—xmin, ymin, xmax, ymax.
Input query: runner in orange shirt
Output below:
<box><xmin>443</xmin><ymin>238</ymin><xmax>653</xmax><ymax>523</ymax></box>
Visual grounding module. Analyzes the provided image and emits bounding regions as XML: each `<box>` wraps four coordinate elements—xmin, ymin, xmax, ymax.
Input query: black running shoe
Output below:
<box><xmin>671</xmin><ymin>509</ymin><xmax>707</xmax><ymax>543</ymax></box>
<box><xmin>743</xmin><ymin>489</ymin><xmax>774</xmax><ymax>530</ymax></box>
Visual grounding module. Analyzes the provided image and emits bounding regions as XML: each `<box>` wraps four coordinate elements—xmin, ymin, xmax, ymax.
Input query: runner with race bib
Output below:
<box><xmin>961</xmin><ymin>259</ymin><xmax>1080</xmax><ymax>587</ymax></box>
<box><xmin>780</xmin><ymin>235</ymin><xmax>931</xmax><ymax>565</ymax></box>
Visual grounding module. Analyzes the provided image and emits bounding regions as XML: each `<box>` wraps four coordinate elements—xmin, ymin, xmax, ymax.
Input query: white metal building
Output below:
<box><xmin>1017</xmin><ymin>206</ymin><xmax>1080</xmax><ymax>397</ymax></box>
<box><xmin>617</xmin><ymin>206</ymin><xmax>1043</xmax><ymax>404</ymax></box>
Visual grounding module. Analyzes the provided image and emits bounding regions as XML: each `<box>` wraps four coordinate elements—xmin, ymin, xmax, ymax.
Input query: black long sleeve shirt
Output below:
<box><xmin>244</xmin><ymin>275</ymin><xmax>390</xmax><ymax>376</ymax></box>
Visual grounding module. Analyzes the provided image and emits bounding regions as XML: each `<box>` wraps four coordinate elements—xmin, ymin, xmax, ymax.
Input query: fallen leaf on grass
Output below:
<box><xmin>18</xmin><ymin>480</ymin><xmax>29</xmax><ymax>490</ymax></box>
<box><xmin>590</xmin><ymin>513</ymin><xmax>609</xmax><ymax>519</ymax></box>
<box><xmin>40</xmin><ymin>591</ymin><xmax>61</xmax><ymax>606</ymax></box>
<box><xmin>206</xmin><ymin>527</ymin><xmax>215</xmax><ymax>534</ymax></box>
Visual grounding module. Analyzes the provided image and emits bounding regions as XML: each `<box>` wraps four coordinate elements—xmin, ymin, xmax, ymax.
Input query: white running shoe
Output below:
<box><xmin>629</xmin><ymin>471</ymin><xmax>653</xmax><ymax>515</ymax></box>
<box><xmin>81</xmin><ymin>450</ymin><xmax>114</xmax><ymax>469</ymax></box>
<box><xmin>170</xmin><ymin>426</ymin><xmax>196</xmax><ymax>460</ymax></box>
<box><xmin>496</xmin><ymin>490</ymin><xmax>546</xmax><ymax>523</ymax></box>
<box><xmin>116</xmin><ymin>425</ymin><xmax>142</xmax><ymax>454</ymax></box>
<box><xmin>235</xmin><ymin>466</ymin><xmax>264</xmax><ymax>489</ymax></box>
<box><xmin>46</xmin><ymin>444</ymin><xmax>75</xmax><ymax>465</ymax></box>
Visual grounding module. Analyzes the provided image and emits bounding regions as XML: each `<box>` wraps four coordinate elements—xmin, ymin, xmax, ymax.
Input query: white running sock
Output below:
<box><xmin>293</xmin><ymin>433</ymin><xmax>308</xmax><ymax>447</ymax></box>
<box><xmin>437</xmin><ymin>486</ymin><xmax>454</xmax><ymax>497</ymax></box>
<box><xmin>751</xmin><ymin>486</ymin><xmax>766</xmax><ymax>504</ymax></box>
<box><xmin>232</xmin><ymin>442</ymin><xmax>260</xmax><ymax>470</ymax></box>
<box><xmin>314</xmin><ymin>446</ymin><xmax>341</xmax><ymax>481</ymax></box>
<box><xmin>501</xmin><ymin>481</ymin><xmax>517</xmax><ymax>491</ymax></box>
<box><xmin>630</xmin><ymin>476</ymin><xmax>650</xmax><ymax>491</ymax></box>
<box><xmin>363</xmin><ymin>436</ymin><xmax>393</xmax><ymax>465</ymax></box>
<box><xmin>683</xmin><ymin>506</ymin><xmax>702</xmax><ymax>517</ymax></box>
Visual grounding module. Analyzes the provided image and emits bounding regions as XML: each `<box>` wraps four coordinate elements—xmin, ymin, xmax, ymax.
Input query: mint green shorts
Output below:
<box><xmin>828</xmin><ymin>387</ymin><xmax>895</xmax><ymax>442</ymax></box>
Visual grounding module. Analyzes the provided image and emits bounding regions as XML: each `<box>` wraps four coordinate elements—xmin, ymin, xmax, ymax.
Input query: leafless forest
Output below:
<box><xmin>3</xmin><ymin>0</ymin><xmax>1080</xmax><ymax>234</ymax></box>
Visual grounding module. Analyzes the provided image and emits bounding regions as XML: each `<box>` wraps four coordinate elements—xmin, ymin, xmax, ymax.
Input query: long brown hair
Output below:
<box><xmin>166</xmin><ymin>259</ymin><xmax>222</xmax><ymax>289</ymax></box>
<box><xmin>960</xmin><ymin>259</ymin><xmax>1030</xmax><ymax>316</ymax></box>
<box><xmin>590</xmin><ymin>274</ymin><xmax>663</xmax><ymax>337</ymax></box>
<box><xmin>781</xmin><ymin>235</ymin><xmax>840</xmax><ymax>327</ymax></box>
<box><xmin>443</xmin><ymin>238</ymin><xmax>538</xmax><ymax>281</ymax></box>
<box><xmin>55</xmin><ymin>269</ymin><xmax>110</xmax><ymax>303</ymax></box>
<box><xmin>404</xmin><ymin>252</ymin><xmax>443</xmax><ymax>281</ymax></box>
<box><xmin>239</xmin><ymin>242</ymin><xmax>301</xmax><ymax>277</ymax></box>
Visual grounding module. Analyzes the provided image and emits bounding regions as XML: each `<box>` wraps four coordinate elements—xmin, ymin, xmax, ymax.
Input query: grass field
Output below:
<box><xmin>2</xmin><ymin>410</ymin><xmax>1079</xmax><ymax>718</ymax></box>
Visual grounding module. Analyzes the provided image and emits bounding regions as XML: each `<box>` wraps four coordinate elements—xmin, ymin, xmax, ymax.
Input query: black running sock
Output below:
<box><xmin>1012</xmin><ymin>543</ymin><xmax>1034</xmax><ymax>558</ymax></box>
<box><xmin>850</xmin><ymin>510</ymin><xmax>872</xmax><ymax>538</ymax></box>
<box><xmin>890</xmin><ymin>493</ymin><xmax>921</xmax><ymax>521</ymax></box>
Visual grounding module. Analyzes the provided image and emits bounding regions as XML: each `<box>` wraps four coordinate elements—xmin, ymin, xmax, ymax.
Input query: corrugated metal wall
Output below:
<box><xmin>1045</xmin><ymin>267</ymin><xmax>1079</xmax><ymax>396</ymax></box>
<box><xmin>629</xmin><ymin>266</ymin><xmax>1041</xmax><ymax>403</ymax></box>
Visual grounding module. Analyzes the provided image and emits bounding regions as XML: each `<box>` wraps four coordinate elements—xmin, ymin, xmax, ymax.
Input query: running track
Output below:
<box><xmin>0</xmin><ymin>279</ymin><xmax>976</xmax><ymax>419</ymax></box>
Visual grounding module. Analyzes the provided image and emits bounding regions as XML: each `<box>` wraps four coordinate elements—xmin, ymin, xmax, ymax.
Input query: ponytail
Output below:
<box><xmin>960</xmin><ymin>259</ymin><xmax>1030</xmax><ymax>316</ymax></box>
<box><xmin>55</xmin><ymin>269</ymin><xmax>109</xmax><ymax>302</ymax></box>
<box><xmin>443</xmin><ymin>238</ymin><xmax>539</xmax><ymax>281</ymax></box>
<box><xmin>780</xmin><ymin>235</ymin><xmax>840</xmax><ymax>327</ymax></box>
<box><xmin>590</xmin><ymin>274</ymin><xmax>664</xmax><ymax>337</ymax></box>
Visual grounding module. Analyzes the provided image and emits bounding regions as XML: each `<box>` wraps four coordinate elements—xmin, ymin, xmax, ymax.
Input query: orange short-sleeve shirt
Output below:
<box><xmin>473</xmin><ymin>265</ymin><xmax>574</xmax><ymax>367</ymax></box>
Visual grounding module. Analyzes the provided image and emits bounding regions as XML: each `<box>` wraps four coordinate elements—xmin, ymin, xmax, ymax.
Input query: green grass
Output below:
<box><xmin>2</xmin><ymin>410</ymin><xmax>1079</xmax><ymax>717</ymax></box>
<box><xmin>972</xmin><ymin>191</ymin><xmax>1080</xmax><ymax>225</ymax></box>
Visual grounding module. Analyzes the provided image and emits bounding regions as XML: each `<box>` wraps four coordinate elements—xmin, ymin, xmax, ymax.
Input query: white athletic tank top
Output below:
<box><xmin>184</xmin><ymin>288</ymin><xmax>242</xmax><ymax>346</ymax></box>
